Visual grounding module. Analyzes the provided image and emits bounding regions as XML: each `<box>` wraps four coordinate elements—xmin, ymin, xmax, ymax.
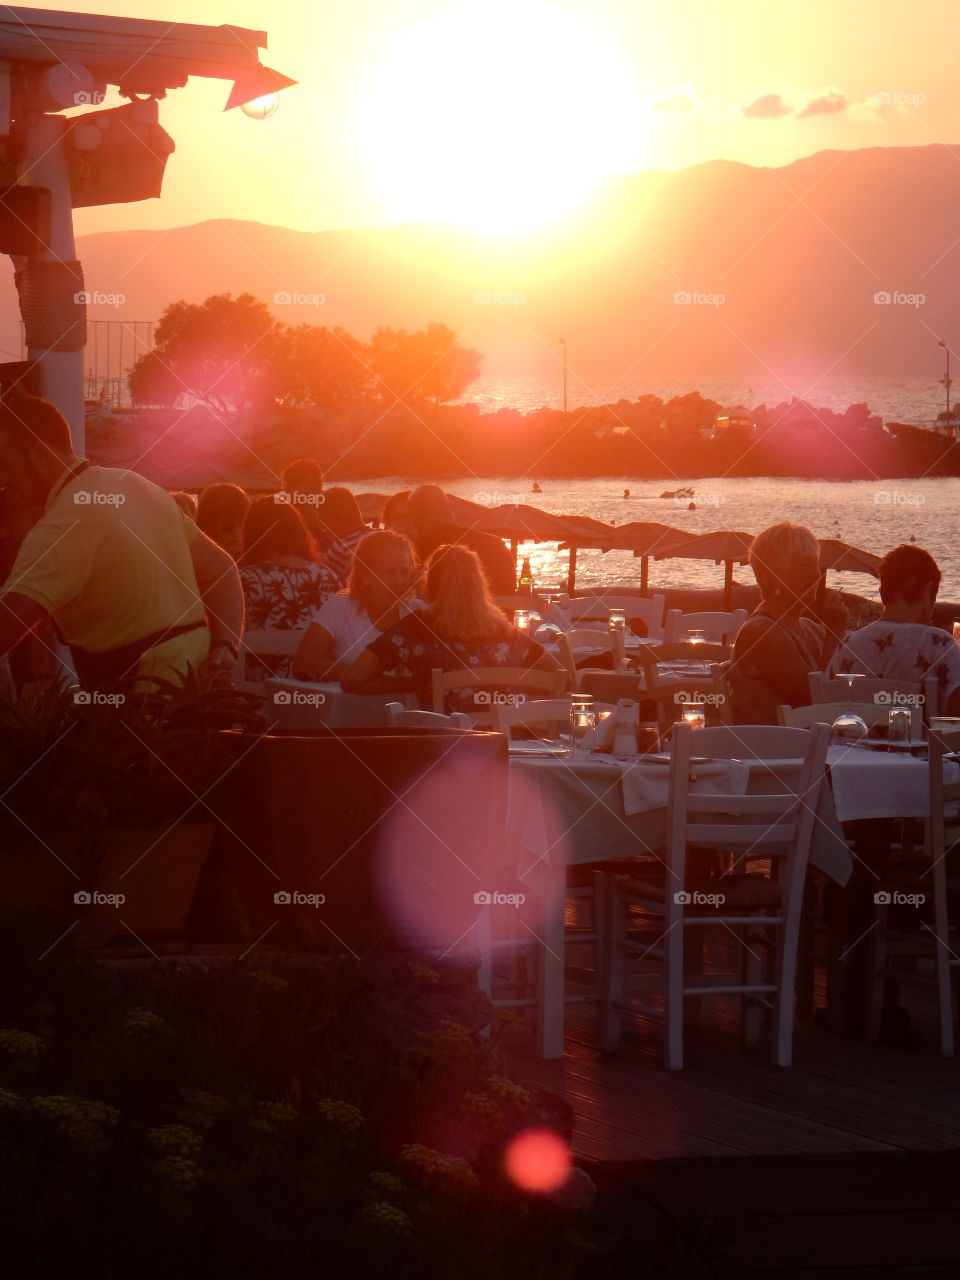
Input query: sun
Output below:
<box><xmin>355</xmin><ymin>1</ymin><xmax>638</xmax><ymax>233</ymax></box>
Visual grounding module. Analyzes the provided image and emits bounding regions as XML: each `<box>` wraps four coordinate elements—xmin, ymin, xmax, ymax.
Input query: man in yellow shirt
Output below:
<box><xmin>0</xmin><ymin>395</ymin><xmax>243</xmax><ymax>688</ymax></box>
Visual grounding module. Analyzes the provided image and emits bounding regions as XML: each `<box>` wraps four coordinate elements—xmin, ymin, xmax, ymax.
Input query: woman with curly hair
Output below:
<box><xmin>342</xmin><ymin>543</ymin><xmax>562</xmax><ymax>713</ymax></box>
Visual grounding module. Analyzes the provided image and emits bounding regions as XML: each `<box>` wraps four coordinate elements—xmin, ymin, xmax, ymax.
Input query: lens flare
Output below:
<box><xmin>503</xmin><ymin>1127</ymin><xmax>572</xmax><ymax>1193</ymax></box>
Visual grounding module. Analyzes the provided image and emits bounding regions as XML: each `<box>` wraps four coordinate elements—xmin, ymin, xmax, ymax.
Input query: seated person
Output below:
<box><xmin>407</xmin><ymin>484</ymin><xmax>516</xmax><ymax>596</ymax></box>
<box><xmin>727</xmin><ymin>521</ymin><xmax>847</xmax><ymax>724</ymax></box>
<box><xmin>341</xmin><ymin>543</ymin><xmax>562</xmax><ymax>713</ymax></box>
<box><xmin>293</xmin><ymin>531</ymin><xmax>420</xmax><ymax>682</ymax></box>
<box><xmin>239</xmin><ymin>498</ymin><xmax>338</xmax><ymax>678</ymax></box>
<box><xmin>316</xmin><ymin>486</ymin><xmax>369</xmax><ymax>587</ymax></box>
<box><xmin>196</xmin><ymin>483</ymin><xmax>250</xmax><ymax>562</ymax></box>
<box><xmin>828</xmin><ymin>543</ymin><xmax>960</xmax><ymax>715</ymax></box>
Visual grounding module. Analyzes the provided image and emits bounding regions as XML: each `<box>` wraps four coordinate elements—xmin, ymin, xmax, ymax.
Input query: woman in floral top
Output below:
<box><xmin>239</xmin><ymin>498</ymin><xmax>338</xmax><ymax>678</ymax></box>
<box><xmin>342</xmin><ymin>543</ymin><xmax>563</xmax><ymax>713</ymax></box>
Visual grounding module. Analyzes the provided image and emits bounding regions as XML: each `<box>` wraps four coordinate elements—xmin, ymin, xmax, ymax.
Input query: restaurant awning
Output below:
<box><xmin>651</xmin><ymin>529</ymin><xmax>757</xmax><ymax>608</ymax></box>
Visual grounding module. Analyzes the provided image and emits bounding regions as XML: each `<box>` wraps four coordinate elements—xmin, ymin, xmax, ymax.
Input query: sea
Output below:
<box><xmin>355</xmin><ymin>374</ymin><xmax>960</xmax><ymax>603</ymax></box>
<box><xmin>356</xmin><ymin>475</ymin><xmax>959</xmax><ymax>604</ymax></box>
<box><xmin>355</xmin><ymin>373</ymin><xmax>960</xmax><ymax>604</ymax></box>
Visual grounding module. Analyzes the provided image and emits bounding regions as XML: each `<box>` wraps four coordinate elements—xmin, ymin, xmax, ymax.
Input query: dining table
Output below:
<box><xmin>504</xmin><ymin>739</ymin><xmax>960</xmax><ymax>1058</ymax></box>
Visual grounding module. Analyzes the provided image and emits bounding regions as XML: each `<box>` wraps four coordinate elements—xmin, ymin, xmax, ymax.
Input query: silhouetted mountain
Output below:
<box><xmin>40</xmin><ymin>142</ymin><xmax>960</xmax><ymax>386</ymax></box>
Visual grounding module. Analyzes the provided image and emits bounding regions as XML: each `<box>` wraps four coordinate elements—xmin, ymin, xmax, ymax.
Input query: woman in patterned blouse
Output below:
<box><xmin>239</xmin><ymin>497</ymin><xmax>338</xmax><ymax>678</ymax></box>
<box><xmin>342</xmin><ymin>543</ymin><xmax>562</xmax><ymax>713</ymax></box>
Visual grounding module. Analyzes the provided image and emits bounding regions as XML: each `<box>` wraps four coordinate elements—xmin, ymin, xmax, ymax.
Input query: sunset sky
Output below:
<box><xmin>63</xmin><ymin>0</ymin><xmax>960</xmax><ymax>239</ymax></box>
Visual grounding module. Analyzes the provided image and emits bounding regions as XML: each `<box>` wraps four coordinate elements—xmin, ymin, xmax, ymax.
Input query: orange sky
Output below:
<box><xmin>59</xmin><ymin>0</ymin><xmax>960</xmax><ymax>239</ymax></box>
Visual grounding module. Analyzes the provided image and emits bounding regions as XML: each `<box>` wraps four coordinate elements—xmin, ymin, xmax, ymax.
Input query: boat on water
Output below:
<box><xmin>659</xmin><ymin>485</ymin><xmax>694</xmax><ymax>500</ymax></box>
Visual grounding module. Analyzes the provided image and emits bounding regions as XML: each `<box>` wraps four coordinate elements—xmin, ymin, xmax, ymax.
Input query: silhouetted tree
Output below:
<box><xmin>368</xmin><ymin>322</ymin><xmax>482</xmax><ymax>408</ymax></box>
<box><xmin>271</xmin><ymin>324</ymin><xmax>374</xmax><ymax>412</ymax></box>
<box><xmin>128</xmin><ymin>293</ymin><xmax>279</xmax><ymax>422</ymax></box>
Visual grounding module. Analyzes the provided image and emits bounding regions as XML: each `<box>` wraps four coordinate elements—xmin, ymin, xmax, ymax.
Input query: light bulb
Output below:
<box><xmin>241</xmin><ymin>93</ymin><xmax>280</xmax><ymax>120</ymax></box>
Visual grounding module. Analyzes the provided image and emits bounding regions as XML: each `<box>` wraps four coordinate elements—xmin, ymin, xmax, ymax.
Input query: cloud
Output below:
<box><xmin>650</xmin><ymin>85</ymin><xmax>700</xmax><ymax>115</ymax></box>
<box><xmin>742</xmin><ymin>93</ymin><xmax>792</xmax><ymax>120</ymax></box>
<box><xmin>797</xmin><ymin>89</ymin><xmax>848</xmax><ymax>119</ymax></box>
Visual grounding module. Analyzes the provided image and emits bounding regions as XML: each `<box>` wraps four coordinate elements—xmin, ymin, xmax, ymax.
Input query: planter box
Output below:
<box><xmin>0</xmin><ymin>823</ymin><xmax>215</xmax><ymax>936</ymax></box>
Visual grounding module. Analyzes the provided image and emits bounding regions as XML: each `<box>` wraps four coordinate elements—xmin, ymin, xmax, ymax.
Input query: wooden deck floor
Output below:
<box><xmin>502</xmin><ymin>960</ymin><xmax>960</xmax><ymax>1277</ymax></box>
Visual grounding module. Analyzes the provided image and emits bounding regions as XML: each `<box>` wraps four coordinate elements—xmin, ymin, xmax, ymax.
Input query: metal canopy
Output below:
<box><xmin>0</xmin><ymin>6</ymin><xmax>280</xmax><ymax>94</ymax></box>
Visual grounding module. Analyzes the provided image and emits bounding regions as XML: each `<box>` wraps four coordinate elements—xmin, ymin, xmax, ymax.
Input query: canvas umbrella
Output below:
<box><xmin>652</xmin><ymin>528</ymin><xmax>756</xmax><ymax>608</ymax></box>
<box><xmin>816</xmin><ymin>539</ymin><xmax>880</xmax><ymax>577</ymax></box>
<box><xmin>473</xmin><ymin>504</ymin><xmax>613</xmax><ymax>592</ymax></box>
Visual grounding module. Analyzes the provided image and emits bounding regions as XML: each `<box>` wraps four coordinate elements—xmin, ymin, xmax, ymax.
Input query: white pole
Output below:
<box><xmin>19</xmin><ymin>110</ymin><xmax>85</xmax><ymax>453</ymax></box>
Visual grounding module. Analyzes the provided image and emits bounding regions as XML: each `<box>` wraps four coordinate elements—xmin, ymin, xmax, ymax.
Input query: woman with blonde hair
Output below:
<box><xmin>728</xmin><ymin>521</ymin><xmax>848</xmax><ymax>724</ymax></box>
<box><xmin>293</xmin><ymin>530</ymin><xmax>419</xmax><ymax>681</ymax></box>
<box><xmin>342</xmin><ymin>543</ymin><xmax>562</xmax><ymax>712</ymax></box>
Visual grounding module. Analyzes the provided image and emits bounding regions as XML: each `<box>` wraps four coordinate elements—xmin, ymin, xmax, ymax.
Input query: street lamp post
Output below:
<box><xmin>559</xmin><ymin>337</ymin><xmax>567</xmax><ymax>414</ymax></box>
<box><xmin>939</xmin><ymin>339</ymin><xmax>952</xmax><ymax>417</ymax></box>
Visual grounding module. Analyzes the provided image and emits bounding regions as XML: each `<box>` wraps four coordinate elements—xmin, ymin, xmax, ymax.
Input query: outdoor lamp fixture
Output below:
<box><xmin>0</xmin><ymin>5</ymin><xmax>296</xmax><ymax>447</ymax></box>
<box><xmin>224</xmin><ymin>64</ymin><xmax>295</xmax><ymax>116</ymax></box>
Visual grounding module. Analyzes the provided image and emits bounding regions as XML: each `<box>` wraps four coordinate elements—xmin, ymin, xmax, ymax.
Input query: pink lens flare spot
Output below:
<box><xmin>504</xmin><ymin>1128</ymin><xmax>572</xmax><ymax>1193</ymax></box>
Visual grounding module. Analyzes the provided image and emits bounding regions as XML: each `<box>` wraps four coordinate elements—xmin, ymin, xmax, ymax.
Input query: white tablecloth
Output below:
<box><xmin>620</xmin><ymin>757</ymin><xmax>750</xmax><ymax>814</ymax></box>
<box><xmin>826</xmin><ymin>744</ymin><xmax>960</xmax><ymax>822</ymax></box>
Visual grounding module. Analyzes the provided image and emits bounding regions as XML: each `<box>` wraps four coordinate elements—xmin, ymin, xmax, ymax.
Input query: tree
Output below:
<box><xmin>128</xmin><ymin>293</ymin><xmax>280</xmax><ymax>422</ymax></box>
<box><xmin>368</xmin><ymin>323</ymin><xmax>482</xmax><ymax>408</ymax></box>
<box><xmin>270</xmin><ymin>324</ymin><xmax>374</xmax><ymax>412</ymax></box>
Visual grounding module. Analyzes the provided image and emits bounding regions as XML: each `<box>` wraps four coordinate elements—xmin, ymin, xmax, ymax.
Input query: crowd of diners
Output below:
<box><xmin>0</xmin><ymin>395</ymin><xmax>957</xmax><ymax>1044</ymax></box>
<box><xmin>0</xmin><ymin>393</ymin><xmax>958</xmax><ymax>725</ymax></box>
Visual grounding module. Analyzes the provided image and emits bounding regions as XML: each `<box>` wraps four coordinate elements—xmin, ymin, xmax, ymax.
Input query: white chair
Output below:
<box><xmin>599</xmin><ymin>720</ymin><xmax>831</xmax><ymax>1068</ymax></box>
<box><xmin>778</xmin><ymin>702</ymin><xmax>922</xmax><ymax>736</ymax></box>
<box><xmin>239</xmin><ymin>628</ymin><xmax>306</xmax><ymax>692</ymax></box>
<box><xmin>664</xmin><ymin>608</ymin><xmax>748</xmax><ymax>645</ymax></box>
<box><xmin>384</xmin><ymin>702</ymin><xmax>472</xmax><ymax>729</ymax></box>
<box><xmin>559</xmin><ymin>593</ymin><xmax>666</xmax><ymax>641</ymax></box>
<box><xmin>557</xmin><ymin>627</ymin><xmax>626</xmax><ymax>686</ymax></box>
<box><xmin>807</xmin><ymin>672</ymin><xmax>936</xmax><ymax>720</ymax></box>
<box><xmin>865</xmin><ymin>724</ymin><xmax>960</xmax><ymax>1055</ymax></box>
<box><xmin>637</xmin><ymin>641</ymin><xmax>733</xmax><ymax>736</ymax></box>
<box><xmin>431</xmin><ymin>666</ymin><xmax>569</xmax><ymax>725</ymax></box>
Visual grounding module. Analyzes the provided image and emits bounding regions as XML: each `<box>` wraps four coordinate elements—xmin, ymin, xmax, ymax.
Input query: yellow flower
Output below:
<box><xmin>31</xmin><ymin>1094</ymin><xmax>119</xmax><ymax>1150</ymax></box>
<box><xmin>463</xmin><ymin>1091</ymin><xmax>506</xmax><ymax>1133</ymax></box>
<box><xmin>411</xmin><ymin>1020</ymin><xmax>477</xmax><ymax>1068</ymax></box>
<box><xmin>152</xmin><ymin>1155</ymin><xmax>205</xmax><ymax>1191</ymax></box>
<box><xmin>486</xmin><ymin>1075</ymin><xmax>530</xmax><ymax>1109</ymax></box>
<box><xmin>355</xmin><ymin>1201</ymin><xmax>414</xmax><ymax>1240</ymax></box>
<box><xmin>315</xmin><ymin>1098</ymin><xmax>366</xmax><ymax>1143</ymax></box>
<box><xmin>247</xmin><ymin>1100</ymin><xmax>300</xmax><ymax>1135</ymax></box>
<box><xmin>175</xmin><ymin>1088</ymin><xmax>232</xmax><ymax>1130</ymax></box>
<box><xmin>369</xmin><ymin>1171</ymin><xmax>407</xmax><ymax>1198</ymax></box>
<box><xmin>122</xmin><ymin>1008</ymin><xmax>174</xmax><ymax>1040</ymax></box>
<box><xmin>405</xmin><ymin>959</ymin><xmax>440</xmax><ymax>984</ymax></box>
<box><xmin>0</xmin><ymin>1029</ymin><xmax>44</xmax><ymax>1069</ymax></box>
<box><xmin>0</xmin><ymin>1087</ymin><xmax>24</xmax><ymax>1111</ymax></box>
<box><xmin>148</xmin><ymin>1124</ymin><xmax>203</xmax><ymax>1157</ymax></box>
<box><xmin>399</xmin><ymin>1143</ymin><xmax>480</xmax><ymax>1195</ymax></box>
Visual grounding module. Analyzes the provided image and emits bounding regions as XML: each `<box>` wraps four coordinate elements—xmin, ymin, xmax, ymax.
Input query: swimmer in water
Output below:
<box><xmin>623</xmin><ymin>489</ymin><xmax>630</xmax><ymax>499</ymax></box>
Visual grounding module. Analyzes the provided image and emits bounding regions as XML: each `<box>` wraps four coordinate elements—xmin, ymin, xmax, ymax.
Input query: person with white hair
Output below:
<box><xmin>727</xmin><ymin>521</ymin><xmax>848</xmax><ymax>724</ymax></box>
